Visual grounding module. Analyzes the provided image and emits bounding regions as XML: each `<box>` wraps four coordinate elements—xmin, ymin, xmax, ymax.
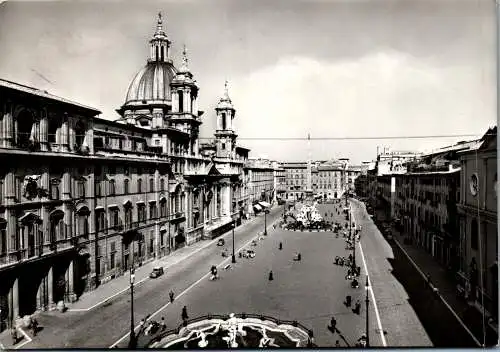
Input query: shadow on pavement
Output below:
<box><xmin>386</xmin><ymin>242</ymin><xmax>497</xmax><ymax>347</ymax></box>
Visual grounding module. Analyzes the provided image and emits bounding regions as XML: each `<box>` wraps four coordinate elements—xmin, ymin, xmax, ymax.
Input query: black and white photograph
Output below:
<box><xmin>0</xmin><ymin>0</ymin><xmax>498</xmax><ymax>348</ymax></box>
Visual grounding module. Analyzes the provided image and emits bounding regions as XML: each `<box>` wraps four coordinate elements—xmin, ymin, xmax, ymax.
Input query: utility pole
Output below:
<box><xmin>365</xmin><ymin>275</ymin><xmax>370</xmax><ymax>347</ymax></box>
<box><xmin>128</xmin><ymin>268</ymin><xmax>136</xmax><ymax>348</ymax></box>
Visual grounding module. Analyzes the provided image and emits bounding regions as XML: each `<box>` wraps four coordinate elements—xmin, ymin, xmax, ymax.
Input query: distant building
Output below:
<box><xmin>244</xmin><ymin>157</ymin><xmax>274</xmax><ymax>215</ymax></box>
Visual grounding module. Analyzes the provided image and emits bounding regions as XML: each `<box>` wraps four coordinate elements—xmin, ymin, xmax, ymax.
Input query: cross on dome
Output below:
<box><xmin>154</xmin><ymin>11</ymin><xmax>166</xmax><ymax>36</ymax></box>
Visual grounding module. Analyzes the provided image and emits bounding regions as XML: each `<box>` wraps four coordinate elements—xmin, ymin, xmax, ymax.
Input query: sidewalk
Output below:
<box><xmin>360</xmin><ymin>201</ymin><xmax>498</xmax><ymax>346</ymax></box>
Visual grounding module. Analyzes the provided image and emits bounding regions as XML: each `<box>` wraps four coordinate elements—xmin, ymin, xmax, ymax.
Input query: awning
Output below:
<box><xmin>108</xmin><ymin>204</ymin><xmax>119</xmax><ymax>208</ymax></box>
<box><xmin>136</xmin><ymin>200</ymin><xmax>145</xmax><ymax>205</ymax></box>
<box><xmin>253</xmin><ymin>204</ymin><xmax>263</xmax><ymax>211</ymax></box>
<box><xmin>95</xmin><ymin>205</ymin><xmax>104</xmax><ymax>210</ymax></box>
<box><xmin>160</xmin><ymin>225</ymin><xmax>167</xmax><ymax>232</ymax></box>
<box><xmin>259</xmin><ymin>201</ymin><xmax>271</xmax><ymax>208</ymax></box>
<box><xmin>148</xmin><ymin>199</ymin><xmax>156</xmax><ymax>203</ymax></box>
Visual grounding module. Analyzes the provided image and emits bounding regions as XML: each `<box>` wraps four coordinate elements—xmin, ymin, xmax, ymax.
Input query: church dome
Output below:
<box><xmin>125</xmin><ymin>61</ymin><xmax>177</xmax><ymax>104</ymax></box>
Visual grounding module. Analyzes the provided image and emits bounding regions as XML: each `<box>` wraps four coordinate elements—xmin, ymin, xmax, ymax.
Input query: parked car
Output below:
<box><xmin>217</xmin><ymin>238</ymin><xmax>225</xmax><ymax>246</ymax></box>
<box><xmin>246</xmin><ymin>249</ymin><xmax>256</xmax><ymax>258</ymax></box>
<box><xmin>150</xmin><ymin>266</ymin><xmax>164</xmax><ymax>279</ymax></box>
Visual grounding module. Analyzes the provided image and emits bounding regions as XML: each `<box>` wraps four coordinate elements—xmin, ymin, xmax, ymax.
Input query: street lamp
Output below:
<box><xmin>128</xmin><ymin>268</ymin><xmax>136</xmax><ymax>348</ymax></box>
<box><xmin>264</xmin><ymin>209</ymin><xmax>268</xmax><ymax>236</ymax></box>
<box><xmin>232</xmin><ymin>218</ymin><xmax>236</xmax><ymax>263</ymax></box>
<box><xmin>365</xmin><ymin>276</ymin><xmax>370</xmax><ymax>347</ymax></box>
<box><xmin>350</xmin><ymin>205</ymin><xmax>356</xmax><ymax>271</ymax></box>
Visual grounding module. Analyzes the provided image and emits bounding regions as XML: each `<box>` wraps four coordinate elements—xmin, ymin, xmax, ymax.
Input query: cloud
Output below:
<box><xmin>229</xmin><ymin>50</ymin><xmax>495</xmax><ymax>163</ymax></box>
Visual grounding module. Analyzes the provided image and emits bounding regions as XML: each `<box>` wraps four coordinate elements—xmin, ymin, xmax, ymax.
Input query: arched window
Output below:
<box><xmin>221</xmin><ymin>112</ymin><xmax>226</xmax><ymax>130</ymax></box>
<box><xmin>156</xmin><ymin>46</ymin><xmax>159</xmax><ymax>61</ymax></box>
<box><xmin>178</xmin><ymin>90</ymin><xmax>184</xmax><ymax>113</ymax></box>
<box><xmin>160</xmin><ymin>179</ymin><xmax>165</xmax><ymax>192</ymax></box>
<box><xmin>149</xmin><ymin>178</ymin><xmax>154</xmax><ymax>192</ymax></box>
<box><xmin>124</xmin><ymin>179</ymin><xmax>129</xmax><ymax>195</ymax></box>
<box><xmin>137</xmin><ymin>178</ymin><xmax>143</xmax><ymax>193</ymax></box>
<box><xmin>160</xmin><ymin>198</ymin><xmax>167</xmax><ymax>217</ymax></box>
<box><xmin>109</xmin><ymin>179</ymin><xmax>116</xmax><ymax>196</ymax></box>
<box><xmin>160</xmin><ymin>45</ymin><xmax>164</xmax><ymax>61</ymax></box>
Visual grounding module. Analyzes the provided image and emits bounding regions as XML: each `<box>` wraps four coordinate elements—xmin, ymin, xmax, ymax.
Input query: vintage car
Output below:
<box><xmin>245</xmin><ymin>249</ymin><xmax>256</xmax><ymax>258</ymax></box>
<box><xmin>150</xmin><ymin>266</ymin><xmax>164</xmax><ymax>279</ymax></box>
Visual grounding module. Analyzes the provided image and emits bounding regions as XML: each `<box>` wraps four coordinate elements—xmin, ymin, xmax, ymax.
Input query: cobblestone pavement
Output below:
<box><xmin>118</xmin><ymin>200</ymin><xmax>431</xmax><ymax>348</ymax></box>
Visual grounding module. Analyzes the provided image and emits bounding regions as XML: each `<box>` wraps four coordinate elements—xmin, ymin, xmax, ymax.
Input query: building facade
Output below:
<box><xmin>456</xmin><ymin>127</ymin><xmax>497</xmax><ymax>319</ymax></box>
<box><xmin>244</xmin><ymin>158</ymin><xmax>275</xmax><ymax>215</ymax></box>
<box><xmin>0</xmin><ymin>14</ymin><xmax>255</xmax><ymax>331</ymax></box>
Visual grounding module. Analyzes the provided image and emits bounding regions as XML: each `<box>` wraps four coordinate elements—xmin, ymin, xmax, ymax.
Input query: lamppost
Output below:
<box><xmin>365</xmin><ymin>276</ymin><xmax>370</xmax><ymax>347</ymax></box>
<box><xmin>128</xmin><ymin>268</ymin><xmax>136</xmax><ymax>348</ymax></box>
<box><xmin>264</xmin><ymin>209</ymin><xmax>268</xmax><ymax>236</ymax></box>
<box><xmin>231</xmin><ymin>217</ymin><xmax>236</xmax><ymax>263</ymax></box>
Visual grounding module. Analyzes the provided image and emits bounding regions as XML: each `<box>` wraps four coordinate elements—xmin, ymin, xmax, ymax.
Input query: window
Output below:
<box><xmin>471</xmin><ymin>218</ymin><xmax>478</xmax><ymax>250</ymax></box>
<box><xmin>160</xmin><ymin>199</ymin><xmax>167</xmax><ymax>217</ymax></box>
<box><xmin>109</xmin><ymin>179</ymin><xmax>116</xmax><ymax>196</ymax></box>
<box><xmin>95</xmin><ymin>181</ymin><xmax>102</xmax><ymax>197</ymax></box>
<box><xmin>178</xmin><ymin>90</ymin><xmax>184</xmax><ymax>113</ymax></box>
<box><xmin>149</xmin><ymin>178</ymin><xmax>154</xmax><ymax>192</ymax></box>
<box><xmin>124</xmin><ymin>207</ymin><xmax>133</xmax><ymax>228</ymax></box>
<box><xmin>50</xmin><ymin>181</ymin><xmax>60</xmax><ymax>200</ymax></box>
<box><xmin>160</xmin><ymin>179</ymin><xmax>165</xmax><ymax>192</ymax></box>
<box><xmin>138</xmin><ymin>204</ymin><xmax>146</xmax><ymax>223</ymax></box>
<box><xmin>110</xmin><ymin>209</ymin><xmax>119</xmax><ymax>229</ymax></box>
<box><xmin>150</xmin><ymin>202</ymin><xmax>157</xmax><ymax>219</ymax></box>
<box><xmin>124</xmin><ymin>179</ymin><xmax>129</xmax><ymax>195</ymax></box>
<box><xmin>0</xmin><ymin>220</ymin><xmax>6</xmax><ymax>257</ymax></box>
<box><xmin>77</xmin><ymin>180</ymin><xmax>85</xmax><ymax>198</ymax></box>
<box><xmin>95</xmin><ymin>210</ymin><xmax>105</xmax><ymax>232</ymax></box>
<box><xmin>221</xmin><ymin>112</ymin><xmax>226</xmax><ymax>130</ymax></box>
<box><xmin>222</xmin><ymin>143</ymin><xmax>226</xmax><ymax>150</ymax></box>
<box><xmin>137</xmin><ymin>178</ymin><xmax>143</xmax><ymax>193</ymax></box>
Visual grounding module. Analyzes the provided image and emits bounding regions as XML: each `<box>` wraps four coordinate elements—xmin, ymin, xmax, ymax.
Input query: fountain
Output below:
<box><xmin>146</xmin><ymin>313</ymin><xmax>313</xmax><ymax>349</ymax></box>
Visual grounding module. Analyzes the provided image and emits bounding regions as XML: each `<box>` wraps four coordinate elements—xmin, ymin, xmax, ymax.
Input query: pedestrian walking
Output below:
<box><xmin>344</xmin><ymin>295</ymin><xmax>352</xmax><ymax>307</ymax></box>
<box><xmin>297</xmin><ymin>253</ymin><xmax>301</xmax><ymax>261</ymax></box>
<box><xmin>352</xmin><ymin>300</ymin><xmax>361</xmax><ymax>315</ymax></box>
<box><xmin>330</xmin><ymin>316</ymin><xmax>337</xmax><ymax>332</ymax></box>
<box><xmin>279</xmin><ymin>242</ymin><xmax>283</xmax><ymax>250</ymax></box>
<box><xmin>169</xmin><ymin>290</ymin><xmax>175</xmax><ymax>303</ymax></box>
<box><xmin>161</xmin><ymin>317</ymin><xmax>167</xmax><ymax>331</ymax></box>
<box><xmin>181</xmin><ymin>306</ymin><xmax>188</xmax><ymax>321</ymax></box>
<box><xmin>268</xmin><ymin>270</ymin><xmax>274</xmax><ymax>281</ymax></box>
<box><xmin>335</xmin><ymin>340</ymin><xmax>341</xmax><ymax>347</ymax></box>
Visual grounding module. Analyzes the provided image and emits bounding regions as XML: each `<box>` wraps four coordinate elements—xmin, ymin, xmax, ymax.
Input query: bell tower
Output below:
<box><xmin>214</xmin><ymin>81</ymin><xmax>237</xmax><ymax>159</ymax></box>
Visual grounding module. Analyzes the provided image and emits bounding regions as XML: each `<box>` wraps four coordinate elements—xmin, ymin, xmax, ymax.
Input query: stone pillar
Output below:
<box><xmin>2</xmin><ymin>103</ymin><xmax>14</xmax><ymax>148</ymax></box>
<box><xmin>38</xmin><ymin>109</ymin><xmax>49</xmax><ymax>151</ymax></box>
<box><xmin>8</xmin><ymin>278</ymin><xmax>19</xmax><ymax>324</ymax></box>
<box><xmin>185</xmin><ymin>89</ymin><xmax>191</xmax><ymax>113</ymax></box>
<box><xmin>47</xmin><ymin>267</ymin><xmax>54</xmax><ymax>308</ymax></box>
<box><xmin>66</xmin><ymin>260</ymin><xmax>75</xmax><ymax>302</ymax></box>
<box><xmin>6</xmin><ymin>209</ymin><xmax>17</xmax><ymax>254</ymax></box>
<box><xmin>60</xmin><ymin>114</ymin><xmax>70</xmax><ymax>152</ymax></box>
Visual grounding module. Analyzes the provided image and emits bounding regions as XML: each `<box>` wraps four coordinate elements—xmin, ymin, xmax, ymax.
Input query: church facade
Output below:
<box><xmin>0</xmin><ymin>14</ymin><xmax>253</xmax><ymax>331</ymax></box>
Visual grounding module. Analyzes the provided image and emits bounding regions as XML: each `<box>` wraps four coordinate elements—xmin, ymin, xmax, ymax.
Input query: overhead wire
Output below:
<box><xmin>197</xmin><ymin>133</ymin><xmax>489</xmax><ymax>141</ymax></box>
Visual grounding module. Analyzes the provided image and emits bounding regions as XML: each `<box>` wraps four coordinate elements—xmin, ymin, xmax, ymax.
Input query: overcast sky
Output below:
<box><xmin>0</xmin><ymin>0</ymin><xmax>496</xmax><ymax>163</ymax></box>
